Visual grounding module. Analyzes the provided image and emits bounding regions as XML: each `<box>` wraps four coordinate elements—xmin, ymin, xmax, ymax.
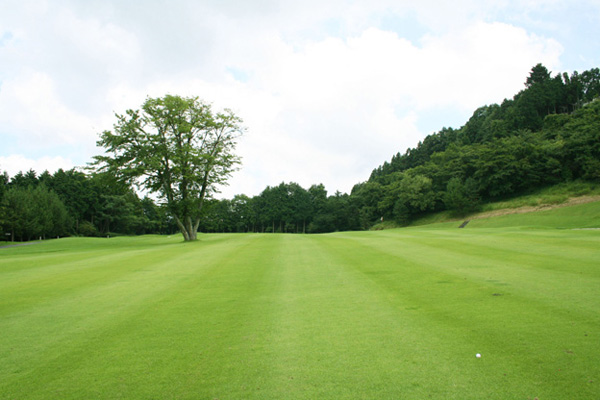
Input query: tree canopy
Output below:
<box><xmin>94</xmin><ymin>95</ymin><xmax>244</xmax><ymax>241</ymax></box>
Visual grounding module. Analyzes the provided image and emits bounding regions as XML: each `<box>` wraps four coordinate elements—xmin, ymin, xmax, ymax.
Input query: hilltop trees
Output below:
<box><xmin>365</xmin><ymin>64</ymin><xmax>600</xmax><ymax>226</ymax></box>
<box><xmin>443</xmin><ymin>177</ymin><xmax>480</xmax><ymax>216</ymax></box>
<box><xmin>94</xmin><ymin>95</ymin><xmax>244</xmax><ymax>241</ymax></box>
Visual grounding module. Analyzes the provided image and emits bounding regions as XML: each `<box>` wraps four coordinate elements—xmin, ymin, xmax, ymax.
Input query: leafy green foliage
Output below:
<box><xmin>94</xmin><ymin>95</ymin><xmax>243</xmax><ymax>240</ymax></box>
<box><xmin>196</xmin><ymin>182</ymin><xmax>360</xmax><ymax>234</ymax></box>
<box><xmin>0</xmin><ymin>167</ymin><xmax>181</xmax><ymax>240</ymax></box>
<box><xmin>443</xmin><ymin>177</ymin><xmax>480</xmax><ymax>216</ymax></box>
<box><xmin>2</xmin><ymin>185</ymin><xmax>70</xmax><ymax>241</ymax></box>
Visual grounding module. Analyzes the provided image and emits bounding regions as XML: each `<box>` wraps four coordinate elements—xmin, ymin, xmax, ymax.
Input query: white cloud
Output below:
<box><xmin>0</xmin><ymin>154</ymin><xmax>74</xmax><ymax>177</ymax></box>
<box><xmin>0</xmin><ymin>0</ymin><xmax>578</xmax><ymax>198</ymax></box>
<box><xmin>219</xmin><ymin>22</ymin><xmax>563</xmax><ymax>196</ymax></box>
<box><xmin>0</xmin><ymin>70</ymin><xmax>98</xmax><ymax>143</ymax></box>
<box><xmin>416</xmin><ymin>22</ymin><xmax>563</xmax><ymax>109</ymax></box>
<box><xmin>53</xmin><ymin>7</ymin><xmax>141</xmax><ymax>82</ymax></box>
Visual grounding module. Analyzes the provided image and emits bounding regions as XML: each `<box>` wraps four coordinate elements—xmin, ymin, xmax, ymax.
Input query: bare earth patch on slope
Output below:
<box><xmin>471</xmin><ymin>195</ymin><xmax>600</xmax><ymax>220</ymax></box>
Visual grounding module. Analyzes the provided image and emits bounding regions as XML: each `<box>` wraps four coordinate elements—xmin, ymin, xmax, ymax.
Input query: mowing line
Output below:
<box><xmin>1</xmin><ymin>232</ymin><xmax>599</xmax><ymax>399</ymax></box>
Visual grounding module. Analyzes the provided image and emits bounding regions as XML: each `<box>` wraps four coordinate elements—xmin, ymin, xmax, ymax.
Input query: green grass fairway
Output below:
<box><xmin>1</xmin><ymin>223</ymin><xmax>599</xmax><ymax>398</ymax></box>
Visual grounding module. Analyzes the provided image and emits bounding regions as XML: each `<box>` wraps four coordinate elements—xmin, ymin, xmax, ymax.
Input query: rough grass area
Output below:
<box><xmin>2</xmin><ymin>222</ymin><xmax>599</xmax><ymax>399</ymax></box>
<box><xmin>465</xmin><ymin>200</ymin><xmax>600</xmax><ymax>229</ymax></box>
<box><xmin>481</xmin><ymin>180</ymin><xmax>600</xmax><ymax>211</ymax></box>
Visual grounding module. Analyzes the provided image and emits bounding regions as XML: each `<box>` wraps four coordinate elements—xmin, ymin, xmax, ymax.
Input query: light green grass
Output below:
<box><xmin>1</xmin><ymin>225</ymin><xmax>599</xmax><ymax>399</ymax></box>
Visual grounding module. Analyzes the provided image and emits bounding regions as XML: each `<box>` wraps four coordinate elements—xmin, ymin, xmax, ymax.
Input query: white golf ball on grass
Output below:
<box><xmin>476</xmin><ymin>353</ymin><xmax>481</xmax><ymax>358</ymax></box>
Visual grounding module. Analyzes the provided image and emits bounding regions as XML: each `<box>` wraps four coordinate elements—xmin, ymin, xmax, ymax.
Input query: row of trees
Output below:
<box><xmin>198</xmin><ymin>183</ymin><xmax>361</xmax><ymax>234</ymax></box>
<box><xmin>0</xmin><ymin>170</ymin><xmax>360</xmax><ymax>239</ymax></box>
<box><xmin>0</xmin><ymin>180</ymin><xmax>69</xmax><ymax>241</ymax></box>
<box><xmin>2</xmin><ymin>64</ymin><xmax>599</xmax><ymax>240</ymax></box>
<box><xmin>0</xmin><ymin>168</ymin><xmax>180</xmax><ymax>242</ymax></box>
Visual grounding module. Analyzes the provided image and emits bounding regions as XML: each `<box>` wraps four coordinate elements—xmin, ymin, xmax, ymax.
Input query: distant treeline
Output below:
<box><xmin>0</xmin><ymin>169</ymin><xmax>180</xmax><ymax>241</ymax></box>
<box><xmin>0</xmin><ymin>168</ymin><xmax>360</xmax><ymax>238</ymax></box>
<box><xmin>1</xmin><ymin>64</ymin><xmax>599</xmax><ymax>239</ymax></box>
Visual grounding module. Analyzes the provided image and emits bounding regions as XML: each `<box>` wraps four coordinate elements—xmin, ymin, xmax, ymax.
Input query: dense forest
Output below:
<box><xmin>1</xmin><ymin>64</ymin><xmax>599</xmax><ymax>240</ymax></box>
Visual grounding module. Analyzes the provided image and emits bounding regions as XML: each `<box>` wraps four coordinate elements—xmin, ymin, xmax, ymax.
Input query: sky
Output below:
<box><xmin>1</xmin><ymin>0</ymin><xmax>599</xmax><ymax>198</ymax></box>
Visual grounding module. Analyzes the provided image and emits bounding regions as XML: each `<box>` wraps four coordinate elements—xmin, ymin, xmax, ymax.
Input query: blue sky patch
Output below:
<box><xmin>0</xmin><ymin>31</ymin><xmax>13</xmax><ymax>46</ymax></box>
<box><xmin>226</xmin><ymin>67</ymin><xmax>251</xmax><ymax>83</ymax></box>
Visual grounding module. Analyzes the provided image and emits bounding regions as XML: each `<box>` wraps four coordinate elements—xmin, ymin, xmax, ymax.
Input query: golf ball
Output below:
<box><xmin>476</xmin><ymin>353</ymin><xmax>481</xmax><ymax>358</ymax></box>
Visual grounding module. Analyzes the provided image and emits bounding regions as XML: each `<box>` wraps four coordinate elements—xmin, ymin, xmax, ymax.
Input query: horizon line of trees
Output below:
<box><xmin>0</xmin><ymin>168</ymin><xmax>180</xmax><ymax>242</ymax></box>
<box><xmin>0</xmin><ymin>169</ymin><xmax>361</xmax><ymax>239</ymax></box>
<box><xmin>2</xmin><ymin>64</ymin><xmax>600</xmax><ymax>240</ymax></box>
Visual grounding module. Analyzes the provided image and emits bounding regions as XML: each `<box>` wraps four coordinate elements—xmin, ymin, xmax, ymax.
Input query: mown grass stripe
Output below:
<box><xmin>319</xmin><ymin>231</ymin><xmax>599</xmax><ymax>399</ymax></box>
<box><xmin>0</xmin><ymin>229</ymin><xmax>598</xmax><ymax>399</ymax></box>
<box><xmin>0</xmin><ymin>235</ymin><xmax>264</xmax><ymax>398</ymax></box>
<box><xmin>341</xmin><ymin>230</ymin><xmax>599</xmax><ymax>315</ymax></box>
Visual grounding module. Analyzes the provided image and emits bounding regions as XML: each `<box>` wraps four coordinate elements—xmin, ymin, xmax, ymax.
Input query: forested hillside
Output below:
<box><xmin>359</xmin><ymin>64</ymin><xmax>600</xmax><ymax>223</ymax></box>
<box><xmin>1</xmin><ymin>64</ymin><xmax>599</xmax><ymax>239</ymax></box>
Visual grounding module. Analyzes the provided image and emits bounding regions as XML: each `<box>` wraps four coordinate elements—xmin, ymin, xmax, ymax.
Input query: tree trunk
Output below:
<box><xmin>192</xmin><ymin>218</ymin><xmax>200</xmax><ymax>240</ymax></box>
<box><xmin>173</xmin><ymin>215</ymin><xmax>197</xmax><ymax>241</ymax></box>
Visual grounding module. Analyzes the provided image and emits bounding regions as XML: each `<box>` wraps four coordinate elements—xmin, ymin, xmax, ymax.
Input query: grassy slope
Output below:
<box><xmin>1</xmin><ymin>220</ymin><xmax>599</xmax><ymax>398</ymax></box>
<box><xmin>407</xmin><ymin>180</ymin><xmax>600</xmax><ymax>229</ymax></box>
<box><xmin>413</xmin><ymin>200</ymin><xmax>600</xmax><ymax>230</ymax></box>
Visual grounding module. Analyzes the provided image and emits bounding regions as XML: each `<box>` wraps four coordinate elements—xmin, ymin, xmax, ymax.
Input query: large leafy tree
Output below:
<box><xmin>94</xmin><ymin>95</ymin><xmax>244</xmax><ymax>241</ymax></box>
